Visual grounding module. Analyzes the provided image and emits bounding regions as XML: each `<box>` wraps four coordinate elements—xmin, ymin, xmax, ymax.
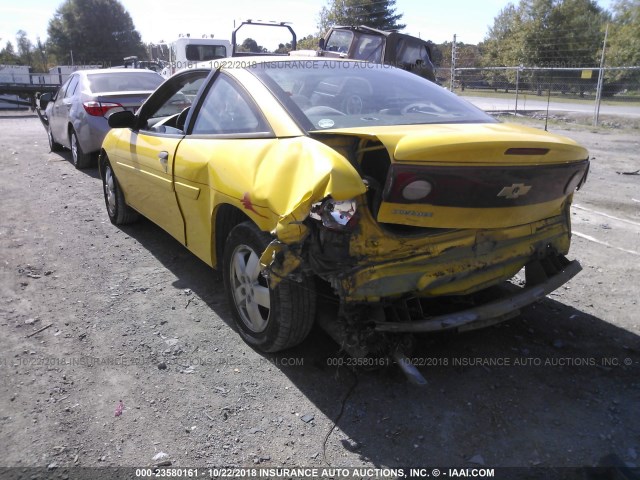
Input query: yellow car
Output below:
<box><xmin>100</xmin><ymin>58</ymin><xmax>589</xmax><ymax>368</ymax></box>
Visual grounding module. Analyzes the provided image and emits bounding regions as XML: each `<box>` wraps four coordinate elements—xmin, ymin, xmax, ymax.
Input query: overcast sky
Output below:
<box><xmin>1</xmin><ymin>0</ymin><xmax>616</xmax><ymax>50</ymax></box>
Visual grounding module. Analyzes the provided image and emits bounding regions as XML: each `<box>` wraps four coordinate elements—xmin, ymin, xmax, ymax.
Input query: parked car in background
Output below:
<box><xmin>99</xmin><ymin>58</ymin><xmax>588</xmax><ymax>383</ymax></box>
<box><xmin>38</xmin><ymin>68</ymin><xmax>164</xmax><ymax>168</ymax></box>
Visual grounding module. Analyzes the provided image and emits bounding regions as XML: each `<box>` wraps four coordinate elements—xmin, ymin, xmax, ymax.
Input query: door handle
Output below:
<box><xmin>158</xmin><ymin>151</ymin><xmax>169</xmax><ymax>173</ymax></box>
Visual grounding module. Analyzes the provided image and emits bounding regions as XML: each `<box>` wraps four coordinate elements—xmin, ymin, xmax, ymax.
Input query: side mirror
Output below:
<box><xmin>108</xmin><ymin>110</ymin><xmax>137</xmax><ymax>129</ymax></box>
<box><xmin>38</xmin><ymin>92</ymin><xmax>53</xmax><ymax>110</ymax></box>
<box><xmin>318</xmin><ymin>38</ymin><xmax>325</xmax><ymax>50</ymax></box>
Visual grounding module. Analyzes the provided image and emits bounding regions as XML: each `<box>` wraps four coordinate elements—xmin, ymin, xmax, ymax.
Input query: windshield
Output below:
<box><xmin>250</xmin><ymin>60</ymin><xmax>495</xmax><ymax>131</ymax></box>
<box><xmin>87</xmin><ymin>72</ymin><xmax>163</xmax><ymax>93</ymax></box>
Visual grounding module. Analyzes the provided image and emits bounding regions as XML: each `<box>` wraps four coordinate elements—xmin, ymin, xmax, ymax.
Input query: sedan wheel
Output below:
<box><xmin>229</xmin><ymin>243</ymin><xmax>271</xmax><ymax>333</ymax></box>
<box><xmin>101</xmin><ymin>159</ymin><xmax>138</xmax><ymax>225</ymax></box>
<box><xmin>223</xmin><ymin>221</ymin><xmax>316</xmax><ymax>352</ymax></box>
<box><xmin>70</xmin><ymin>131</ymin><xmax>93</xmax><ymax>169</ymax></box>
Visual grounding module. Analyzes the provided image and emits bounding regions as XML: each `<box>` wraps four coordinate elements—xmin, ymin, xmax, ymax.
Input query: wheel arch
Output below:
<box><xmin>212</xmin><ymin>203</ymin><xmax>253</xmax><ymax>270</ymax></box>
<box><xmin>98</xmin><ymin>148</ymin><xmax>108</xmax><ymax>178</ymax></box>
<box><xmin>67</xmin><ymin>122</ymin><xmax>75</xmax><ymax>141</ymax></box>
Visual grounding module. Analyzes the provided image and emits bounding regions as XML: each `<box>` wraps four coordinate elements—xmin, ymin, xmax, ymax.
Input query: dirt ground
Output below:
<box><xmin>0</xmin><ymin>111</ymin><xmax>638</xmax><ymax>478</ymax></box>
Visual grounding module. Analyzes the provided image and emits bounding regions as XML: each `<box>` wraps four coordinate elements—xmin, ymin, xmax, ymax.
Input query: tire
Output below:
<box><xmin>223</xmin><ymin>221</ymin><xmax>316</xmax><ymax>353</ymax></box>
<box><xmin>47</xmin><ymin>127</ymin><xmax>63</xmax><ymax>152</ymax></box>
<box><xmin>70</xmin><ymin>130</ymin><xmax>93</xmax><ymax>169</ymax></box>
<box><xmin>101</xmin><ymin>158</ymin><xmax>139</xmax><ymax>225</ymax></box>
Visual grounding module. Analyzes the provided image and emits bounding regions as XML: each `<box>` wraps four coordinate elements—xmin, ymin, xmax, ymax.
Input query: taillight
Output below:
<box><xmin>83</xmin><ymin>101</ymin><xmax>123</xmax><ymax>116</ymax></box>
<box><xmin>310</xmin><ymin>198</ymin><xmax>359</xmax><ymax>231</ymax></box>
<box><xmin>384</xmin><ymin>165</ymin><xmax>434</xmax><ymax>203</ymax></box>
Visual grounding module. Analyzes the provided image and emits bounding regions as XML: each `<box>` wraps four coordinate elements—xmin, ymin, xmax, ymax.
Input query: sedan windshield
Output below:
<box><xmin>250</xmin><ymin>60</ymin><xmax>495</xmax><ymax>131</ymax></box>
<box><xmin>87</xmin><ymin>72</ymin><xmax>163</xmax><ymax>93</ymax></box>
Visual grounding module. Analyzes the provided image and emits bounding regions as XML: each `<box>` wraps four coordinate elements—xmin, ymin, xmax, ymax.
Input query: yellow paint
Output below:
<box><xmin>102</xmin><ymin>77</ymin><xmax>587</xmax><ymax>304</ymax></box>
<box><xmin>377</xmin><ymin>198</ymin><xmax>565</xmax><ymax>229</ymax></box>
<box><xmin>341</xmin><ymin>207</ymin><xmax>571</xmax><ymax>301</ymax></box>
<box><xmin>318</xmin><ymin>123</ymin><xmax>588</xmax><ymax>165</ymax></box>
<box><xmin>108</xmin><ymin>129</ymin><xmax>186</xmax><ymax>243</ymax></box>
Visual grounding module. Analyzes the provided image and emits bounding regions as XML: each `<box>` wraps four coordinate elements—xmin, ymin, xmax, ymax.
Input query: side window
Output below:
<box><xmin>139</xmin><ymin>72</ymin><xmax>208</xmax><ymax>133</ymax></box>
<box><xmin>397</xmin><ymin>40</ymin><xmax>432</xmax><ymax>68</ymax></box>
<box><xmin>55</xmin><ymin>77</ymin><xmax>72</xmax><ymax>101</ymax></box>
<box><xmin>191</xmin><ymin>75</ymin><xmax>269</xmax><ymax>135</ymax></box>
<box><xmin>325</xmin><ymin>30</ymin><xmax>353</xmax><ymax>53</ymax></box>
<box><xmin>64</xmin><ymin>75</ymin><xmax>79</xmax><ymax>99</ymax></box>
<box><xmin>352</xmin><ymin>34</ymin><xmax>383</xmax><ymax>62</ymax></box>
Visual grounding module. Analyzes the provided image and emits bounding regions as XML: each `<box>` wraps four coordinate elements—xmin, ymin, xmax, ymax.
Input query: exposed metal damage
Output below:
<box><xmin>259</xmin><ymin>129</ymin><xmax>589</xmax><ymax>385</ymax></box>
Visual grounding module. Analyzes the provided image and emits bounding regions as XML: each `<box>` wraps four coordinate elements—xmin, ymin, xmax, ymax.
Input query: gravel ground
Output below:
<box><xmin>0</xmin><ymin>111</ymin><xmax>638</xmax><ymax>479</ymax></box>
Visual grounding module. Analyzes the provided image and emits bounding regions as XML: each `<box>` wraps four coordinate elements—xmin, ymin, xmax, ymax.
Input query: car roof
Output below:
<box><xmin>74</xmin><ymin>68</ymin><xmax>163</xmax><ymax>76</ymax></box>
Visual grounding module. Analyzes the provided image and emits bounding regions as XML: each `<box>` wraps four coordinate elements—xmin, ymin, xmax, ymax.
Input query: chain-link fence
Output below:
<box><xmin>434</xmin><ymin>66</ymin><xmax>640</xmax><ymax>123</ymax></box>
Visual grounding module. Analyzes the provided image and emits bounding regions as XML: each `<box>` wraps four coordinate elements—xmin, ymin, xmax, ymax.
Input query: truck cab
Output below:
<box><xmin>319</xmin><ymin>25</ymin><xmax>436</xmax><ymax>82</ymax></box>
<box><xmin>160</xmin><ymin>36</ymin><xmax>231</xmax><ymax>77</ymax></box>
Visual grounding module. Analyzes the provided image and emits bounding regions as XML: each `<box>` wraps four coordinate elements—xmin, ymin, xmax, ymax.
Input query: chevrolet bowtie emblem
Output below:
<box><xmin>497</xmin><ymin>183</ymin><xmax>532</xmax><ymax>199</ymax></box>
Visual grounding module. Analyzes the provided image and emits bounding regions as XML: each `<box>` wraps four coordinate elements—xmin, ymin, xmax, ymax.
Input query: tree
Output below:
<box><xmin>484</xmin><ymin>0</ymin><xmax>606</xmax><ymax>68</ymax></box>
<box><xmin>319</xmin><ymin>0</ymin><xmax>405</xmax><ymax>33</ymax></box>
<box><xmin>297</xmin><ymin>35</ymin><xmax>322</xmax><ymax>50</ymax></box>
<box><xmin>16</xmin><ymin>30</ymin><xmax>34</xmax><ymax>66</ymax></box>
<box><xmin>34</xmin><ymin>38</ymin><xmax>49</xmax><ymax>72</ymax></box>
<box><xmin>237</xmin><ymin>38</ymin><xmax>266</xmax><ymax>53</ymax></box>
<box><xmin>0</xmin><ymin>41</ymin><xmax>19</xmax><ymax>65</ymax></box>
<box><xmin>482</xmin><ymin>0</ymin><xmax>608</xmax><ymax>94</ymax></box>
<box><xmin>274</xmin><ymin>42</ymin><xmax>293</xmax><ymax>54</ymax></box>
<box><xmin>47</xmin><ymin>0</ymin><xmax>146</xmax><ymax>66</ymax></box>
<box><xmin>606</xmin><ymin>0</ymin><xmax>640</xmax><ymax>86</ymax></box>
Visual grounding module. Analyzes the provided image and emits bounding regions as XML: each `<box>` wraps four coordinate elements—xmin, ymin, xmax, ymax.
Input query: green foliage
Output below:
<box><xmin>237</xmin><ymin>38</ymin><xmax>266</xmax><ymax>53</ymax></box>
<box><xmin>297</xmin><ymin>35</ymin><xmax>321</xmax><ymax>51</ymax></box>
<box><xmin>483</xmin><ymin>0</ymin><xmax>607</xmax><ymax>69</ymax></box>
<box><xmin>47</xmin><ymin>0</ymin><xmax>146</xmax><ymax>66</ymax></box>
<box><xmin>319</xmin><ymin>0</ymin><xmax>405</xmax><ymax>33</ymax></box>
<box><xmin>0</xmin><ymin>32</ymin><xmax>48</xmax><ymax>71</ymax></box>
<box><xmin>480</xmin><ymin>0</ymin><xmax>609</xmax><ymax>93</ymax></box>
<box><xmin>0</xmin><ymin>41</ymin><xmax>20</xmax><ymax>65</ymax></box>
<box><xmin>273</xmin><ymin>43</ymin><xmax>293</xmax><ymax>54</ymax></box>
<box><xmin>16</xmin><ymin>30</ymin><xmax>33</xmax><ymax>66</ymax></box>
<box><xmin>606</xmin><ymin>0</ymin><xmax>640</xmax><ymax>85</ymax></box>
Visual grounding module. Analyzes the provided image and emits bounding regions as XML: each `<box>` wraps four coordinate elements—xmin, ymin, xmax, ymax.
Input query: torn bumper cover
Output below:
<box><xmin>375</xmin><ymin>260</ymin><xmax>582</xmax><ymax>333</ymax></box>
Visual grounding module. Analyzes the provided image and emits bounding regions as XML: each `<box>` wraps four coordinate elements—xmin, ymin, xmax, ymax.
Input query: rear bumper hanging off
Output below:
<box><xmin>374</xmin><ymin>259</ymin><xmax>582</xmax><ymax>333</ymax></box>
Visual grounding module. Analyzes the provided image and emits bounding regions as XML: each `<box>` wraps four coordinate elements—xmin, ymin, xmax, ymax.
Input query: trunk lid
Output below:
<box><xmin>93</xmin><ymin>91</ymin><xmax>155</xmax><ymax>110</ymax></box>
<box><xmin>317</xmin><ymin>123</ymin><xmax>589</xmax><ymax>229</ymax></box>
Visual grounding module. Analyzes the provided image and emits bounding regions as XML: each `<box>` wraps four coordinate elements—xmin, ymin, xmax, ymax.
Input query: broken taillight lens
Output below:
<box><xmin>310</xmin><ymin>198</ymin><xmax>359</xmax><ymax>231</ymax></box>
<box><xmin>83</xmin><ymin>101</ymin><xmax>123</xmax><ymax>116</ymax></box>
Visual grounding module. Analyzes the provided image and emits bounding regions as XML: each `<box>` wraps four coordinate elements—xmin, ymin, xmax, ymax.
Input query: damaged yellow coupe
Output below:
<box><xmin>100</xmin><ymin>58</ymin><xmax>588</xmax><ymax>375</ymax></box>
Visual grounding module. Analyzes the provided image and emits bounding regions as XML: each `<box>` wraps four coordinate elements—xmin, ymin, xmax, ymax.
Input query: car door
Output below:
<box><xmin>170</xmin><ymin>72</ymin><xmax>276</xmax><ymax>266</ymax></box>
<box><xmin>111</xmin><ymin>70</ymin><xmax>209</xmax><ymax>244</ymax></box>
<box><xmin>49</xmin><ymin>75</ymin><xmax>78</xmax><ymax>144</ymax></box>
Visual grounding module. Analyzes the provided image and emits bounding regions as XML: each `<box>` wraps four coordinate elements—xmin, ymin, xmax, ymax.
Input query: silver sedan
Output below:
<box><xmin>40</xmin><ymin>68</ymin><xmax>164</xmax><ymax>168</ymax></box>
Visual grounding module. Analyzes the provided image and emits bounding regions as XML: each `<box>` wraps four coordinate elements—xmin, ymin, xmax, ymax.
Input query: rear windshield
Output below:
<box><xmin>87</xmin><ymin>72</ymin><xmax>163</xmax><ymax>93</ymax></box>
<box><xmin>186</xmin><ymin>44</ymin><xmax>227</xmax><ymax>61</ymax></box>
<box><xmin>250</xmin><ymin>60</ymin><xmax>495</xmax><ymax>131</ymax></box>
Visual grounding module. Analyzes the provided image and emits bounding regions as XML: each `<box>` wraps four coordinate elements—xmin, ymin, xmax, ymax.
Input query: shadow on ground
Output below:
<box><xmin>117</xmin><ymin>217</ymin><xmax>640</xmax><ymax>471</ymax></box>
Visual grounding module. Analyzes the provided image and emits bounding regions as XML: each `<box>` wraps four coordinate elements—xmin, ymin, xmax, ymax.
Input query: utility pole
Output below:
<box><xmin>593</xmin><ymin>24</ymin><xmax>608</xmax><ymax>127</ymax></box>
<box><xmin>450</xmin><ymin>34</ymin><xmax>457</xmax><ymax>92</ymax></box>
